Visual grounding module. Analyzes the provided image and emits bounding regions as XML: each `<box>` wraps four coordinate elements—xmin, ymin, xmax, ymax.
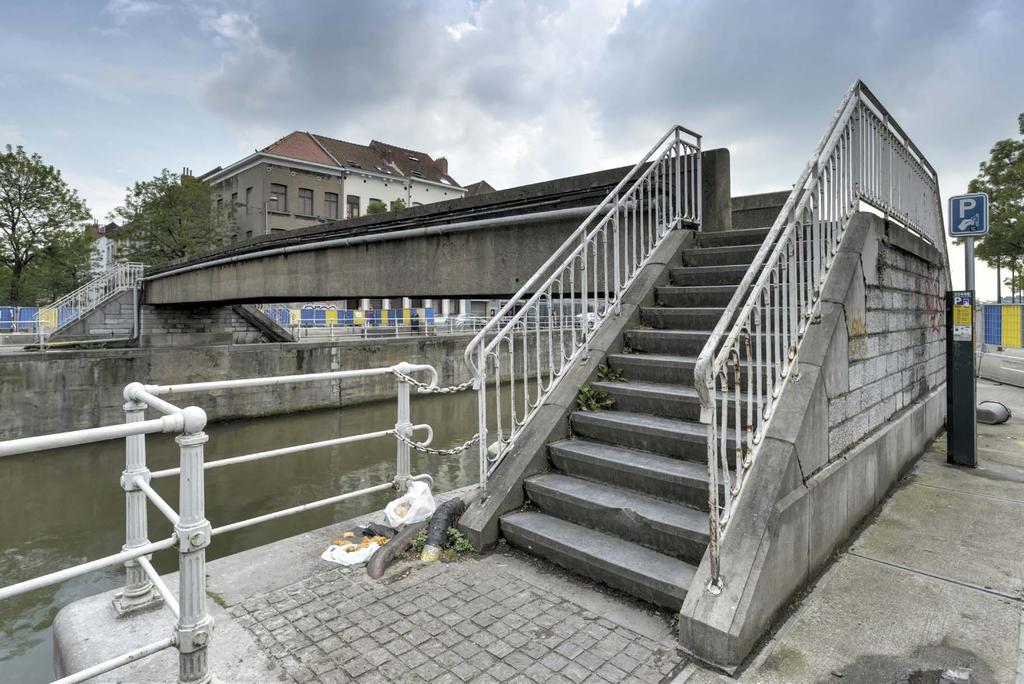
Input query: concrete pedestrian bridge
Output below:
<box><xmin>142</xmin><ymin>157</ymin><xmax>729</xmax><ymax>307</ymax></box>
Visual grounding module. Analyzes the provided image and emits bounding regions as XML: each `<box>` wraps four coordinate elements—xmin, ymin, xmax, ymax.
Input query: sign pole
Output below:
<box><xmin>946</xmin><ymin>193</ymin><xmax>987</xmax><ymax>468</ymax></box>
<box><xmin>965</xmin><ymin>236</ymin><xmax>975</xmax><ymax>292</ymax></box>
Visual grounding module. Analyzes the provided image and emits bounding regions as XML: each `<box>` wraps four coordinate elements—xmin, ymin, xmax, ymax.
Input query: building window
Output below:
<box><xmin>230</xmin><ymin>192</ymin><xmax>238</xmax><ymax>215</ymax></box>
<box><xmin>325</xmin><ymin>192</ymin><xmax>339</xmax><ymax>219</ymax></box>
<box><xmin>245</xmin><ymin>187</ymin><xmax>253</xmax><ymax>215</ymax></box>
<box><xmin>270</xmin><ymin>183</ymin><xmax>287</xmax><ymax>212</ymax></box>
<box><xmin>298</xmin><ymin>188</ymin><xmax>313</xmax><ymax>216</ymax></box>
<box><xmin>347</xmin><ymin>195</ymin><xmax>360</xmax><ymax>218</ymax></box>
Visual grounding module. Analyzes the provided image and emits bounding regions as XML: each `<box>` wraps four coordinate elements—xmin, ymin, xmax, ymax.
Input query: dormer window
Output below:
<box><xmin>347</xmin><ymin>160</ymin><xmax>361</xmax><ymax>168</ymax></box>
<box><xmin>407</xmin><ymin>154</ymin><xmax>420</xmax><ymax>162</ymax></box>
<box><xmin>411</xmin><ymin>171</ymin><xmax>423</xmax><ymax>178</ymax></box>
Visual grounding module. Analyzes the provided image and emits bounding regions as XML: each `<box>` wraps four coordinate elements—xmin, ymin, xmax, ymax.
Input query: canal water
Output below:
<box><xmin>0</xmin><ymin>389</ymin><xmax>483</xmax><ymax>683</ymax></box>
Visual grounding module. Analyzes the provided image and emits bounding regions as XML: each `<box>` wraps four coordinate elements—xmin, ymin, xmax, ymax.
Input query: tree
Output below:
<box><xmin>0</xmin><ymin>145</ymin><xmax>92</xmax><ymax>304</ymax></box>
<box><xmin>366</xmin><ymin>199</ymin><xmax>388</xmax><ymax>215</ymax></box>
<box><xmin>969</xmin><ymin>113</ymin><xmax>1024</xmax><ymax>301</ymax></box>
<box><xmin>112</xmin><ymin>169</ymin><xmax>228</xmax><ymax>265</ymax></box>
<box><xmin>389</xmin><ymin>198</ymin><xmax>406</xmax><ymax>212</ymax></box>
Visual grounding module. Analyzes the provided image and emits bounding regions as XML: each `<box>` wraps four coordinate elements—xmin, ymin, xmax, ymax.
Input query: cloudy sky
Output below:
<box><xmin>1</xmin><ymin>0</ymin><xmax>1021</xmax><ymax>297</ymax></box>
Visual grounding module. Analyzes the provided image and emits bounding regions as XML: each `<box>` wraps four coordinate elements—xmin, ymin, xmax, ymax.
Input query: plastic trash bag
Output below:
<box><xmin>321</xmin><ymin>541</ymin><xmax>380</xmax><ymax>566</ymax></box>
<box><xmin>384</xmin><ymin>481</ymin><xmax>436</xmax><ymax>527</ymax></box>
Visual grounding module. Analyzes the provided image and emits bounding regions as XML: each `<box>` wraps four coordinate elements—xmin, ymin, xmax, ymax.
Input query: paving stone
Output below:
<box><xmin>239</xmin><ymin>553</ymin><xmax>683</xmax><ymax>684</ymax></box>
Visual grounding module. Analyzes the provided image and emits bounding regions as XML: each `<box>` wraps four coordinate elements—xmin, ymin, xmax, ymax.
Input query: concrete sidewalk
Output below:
<box><xmin>685</xmin><ymin>377</ymin><xmax>1024</xmax><ymax>684</ymax></box>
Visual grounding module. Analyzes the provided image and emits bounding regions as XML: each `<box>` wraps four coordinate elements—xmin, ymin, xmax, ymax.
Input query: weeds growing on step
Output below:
<box><xmin>597</xmin><ymin>364</ymin><xmax>624</xmax><ymax>382</ymax></box>
<box><xmin>576</xmin><ymin>384</ymin><xmax>615</xmax><ymax>411</ymax></box>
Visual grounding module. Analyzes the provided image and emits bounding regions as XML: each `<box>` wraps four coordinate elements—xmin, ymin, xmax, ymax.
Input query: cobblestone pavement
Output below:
<box><xmin>231</xmin><ymin>549</ymin><xmax>686</xmax><ymax>683</ymax></box>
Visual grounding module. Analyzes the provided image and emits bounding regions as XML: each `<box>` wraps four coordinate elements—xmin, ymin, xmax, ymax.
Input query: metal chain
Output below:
<box><xmin>391</xmin><ymin>368</ymin><xmax>476</xmax><ymax>394</ymax></box>
<box><xmin>394</xmin><ymin>431</ymin><xmax>480</xmax><ymax>456</ymax></box>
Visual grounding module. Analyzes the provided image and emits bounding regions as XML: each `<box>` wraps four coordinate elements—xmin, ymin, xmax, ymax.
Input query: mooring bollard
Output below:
<box><xmin>175</xmin><ymin>406</ymin><xmax>213</xmax><ymax>684</ymax></box>
<box><xmin>113</xmin><ymin>397</ymin><xmax>161</xmax><ymax>615</ymax></box>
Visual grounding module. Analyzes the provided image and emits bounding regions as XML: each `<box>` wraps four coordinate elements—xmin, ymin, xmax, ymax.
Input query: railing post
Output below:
<box><xmin>476</xmin><ymin>345</ymin><xmax>489</xmax><ymax>499</ymax></box>
<box><xmin>113</xmin><ymin>398</ymin><xmax>162</xmax><ymax>615</ymax></box>
<box><xmin>613</xmin><ymin>195</ymin><xmax>622</xmax><ymax>315</ymax></box>
<box><xmin>175</xmin><ymin>407</ymin><xmax>212</xmax><ymax>684</ymax></box>
<box><xmin>395</xmin><ymin>375</ymin><xmax>412</xmax><ymax>493</ymax></box>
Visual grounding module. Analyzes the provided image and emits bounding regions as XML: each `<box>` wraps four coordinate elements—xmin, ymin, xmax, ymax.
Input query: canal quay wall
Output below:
<box><xmin>0</xmin><ymin>335</ymin><xmax>480</xmax><ymax>440</ymax></box>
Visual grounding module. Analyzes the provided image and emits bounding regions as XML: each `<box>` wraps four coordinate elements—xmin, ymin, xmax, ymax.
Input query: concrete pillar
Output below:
<box><xmin>441</xmin><ymin>299</ymin><xmax>452</xmax><ymax>317</ymax></box>
<box><xmin>459</xmin><ymin>300</ymin><xmax>470</xmax><ymax>315</ymax></box>
<box><xmin>382</xmin><ymin>299</ymin><xmax>391</xmax><ymax>309</ymax></box>
<box><xmin>401</xmin><ymin>297</ymin><xmax>412</xmax><ymax>309</ymax></box>
<box><xmin>701</xmin><ymin>148</ymin><xmax>732</xmax><ymax>232</ymax></box>
<box><xmin>423</xmin><ymin>298</ymin><xmax>433</xmax><ymax>310</ymax></box>
<box><xmin>359</xmin><ymin>298</ymin><xmax>370</xmax><ymax>310</ymax></box>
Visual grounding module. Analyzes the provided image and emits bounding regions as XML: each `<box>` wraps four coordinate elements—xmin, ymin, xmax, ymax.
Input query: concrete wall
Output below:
<box><xmin>52</xmin><ymin>288</ymin><xmax>137</xmax><ymax>341</ymax></box>
<box><xmin>678</xmin><ymin>213</ymin><xmax>950</xmax><ymax>671</ymax></box>
<box><xmin>0</xmin><ymin>335</ymin><xmax>478</xmax><ymax>440</ymax></box>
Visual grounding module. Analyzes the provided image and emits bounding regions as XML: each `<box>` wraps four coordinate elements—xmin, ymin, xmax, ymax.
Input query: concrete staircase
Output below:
<box><xmin>501</xmin><ymin>195</ymin><xmax>784</xmax><ymax>611</ymax></box>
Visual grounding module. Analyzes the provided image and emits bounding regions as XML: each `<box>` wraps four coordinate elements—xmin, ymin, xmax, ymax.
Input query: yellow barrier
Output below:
<box><xmin>1003</xmin><ymin>305</ymin><xmax>1022</xmax><ymax>348</ymax></box>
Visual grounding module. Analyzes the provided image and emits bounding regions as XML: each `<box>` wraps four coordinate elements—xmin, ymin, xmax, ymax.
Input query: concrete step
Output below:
<box><xmin>500</xmin><ymin>511</ymin><xmax>695</xmax><ymax>610</ymax></box>
<box><xmin>656</xmin><ymin>285</ymin><xmax>738</xmax><ymax>307</ymax></box>
<box><xmin>607</xmin><ymin>352</ymin><xmax>698</xmax><ymax>384</ymax></box>
<box><xmin>549</xmin><ymin>438</ymin><xmax>713</xmax><ymax>510</ymax></box>
<box><xmin>524</xmin><ymin>473</ymin><xmax>709</xmax><ymax>562</ymax></box>
<box><xmin>696</xmin><ymin>227</ymin><xmax>771</xmax><ymax>248</ymax></box>
<box><xmin>641</xmin><ymin>306</ymin><xmax>724</xmax><ymax>330</ymax></box>
<box><xmin>670</xmin><ymin>264</ymin><xmax>750</xmax><ymax>286</ymax></box>
<box><xmin>591</xmin><ymin>379</ymin><xmax>702</xmax><ymax>421</ymax></box>
<box><xmin>623</xmin><ymin>329</ymin><xmax>711</xmax><ymax>356</ymax></box>
<box><xmin>607</xmin><ymin>351</ymin><xmax>769</xmax><ymax>388</ymax></box>
<box><xmin>570</xmin><ymin>410</ymin><xmax>715</xmax><ymax>460</ymax></box>
<box><xmin>681</xmin><ymin>244</ymin><xmax>761</xmax><ymax>267</ymax></box>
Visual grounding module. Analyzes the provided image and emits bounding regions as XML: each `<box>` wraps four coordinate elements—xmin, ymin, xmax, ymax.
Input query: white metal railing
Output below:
<box><xmin>465</xmin><ymin>125</ymin><xmax>702</xmax><ymax>493</ymax></box>
<box><xmin>35</xmin><ymin>262</ymin><xmax>145</xmax><ymax>343</ymax></box>
<box><xmin>0</xmin><ymin>362</ymin><xmax>441</xmax><ymax>684</ymax></box>
<box><xmin>693</xmin><ymin>80</ymin><xmax>944</xmax><ymax>591</ymax></box>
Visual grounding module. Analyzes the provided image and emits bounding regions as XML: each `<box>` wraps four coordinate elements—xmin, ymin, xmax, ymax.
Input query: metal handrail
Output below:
<box><xmin>693</xmin><ymin>80</ymin><xmax>945</xmax><ymax>591</ymax></box>
<box><xmin>0</xmin><ymin>362</ymin><xmax>443</xmax><ymax>684</ymax></box>
<box><xmin>35</xmin><ymin>262</ymin><xmax>144</xmax><ymax>341</ymax></box>
<box><xmin>465</xmin><ymin>125</ymin><xmax>702</xmax><ymax>493</ymax></box>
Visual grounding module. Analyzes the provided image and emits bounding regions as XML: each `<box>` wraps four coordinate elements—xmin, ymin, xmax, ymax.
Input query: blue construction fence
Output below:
<box><xmin>0</xmin><ymin>307</ymin><xmax>40</xmax><ymax>332</ymax></box>
<box><xmin>260</xmin><ymin>305</ymin><xmax>436</xmax><ymax>328</ymax></box>
<box><xmin>983</xmin><ymin>303</ymin><xmax>1023</xmax><ymax>349</ymax></box>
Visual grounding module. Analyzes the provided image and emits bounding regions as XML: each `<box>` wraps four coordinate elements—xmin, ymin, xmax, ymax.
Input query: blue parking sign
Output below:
<box><xmin>949</xmin><ymin>193</ymin><xmax>988</xmax><ymax>237</ymax></box>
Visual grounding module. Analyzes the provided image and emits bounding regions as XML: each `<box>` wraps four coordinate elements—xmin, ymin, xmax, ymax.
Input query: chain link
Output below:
<box><xmin>391</xmin><ymin>368</ymin><xmax>476</xmax><ymax>394</ymax></box>
<box><xmin>394</xmin><ymin>431</ymin><xmax>480</xmax><ymax>456</ymax></box>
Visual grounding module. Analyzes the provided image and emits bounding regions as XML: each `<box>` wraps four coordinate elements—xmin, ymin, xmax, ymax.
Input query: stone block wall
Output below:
<box><xmin>140</xmin><ymin>305</ymin><xmax>266</xmax><ymax>346</ymax></box>
<box><xmin>826</xmin><ymin>222</ymin><xmax>946</xmax><ymax>458</ymax></box>
<box><xmin>51</xmin><ymin>289</ymin><xmax>137</xmax><ymax>341</ymax></box>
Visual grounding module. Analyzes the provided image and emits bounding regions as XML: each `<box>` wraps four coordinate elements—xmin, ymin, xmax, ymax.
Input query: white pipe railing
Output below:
<box><xmin>0</xmin><ymin>361</ymin><xmax>444</xmax><ymax>684</ymax></box>
<box><xmin>35</xmin><ymin>262</ymin><xmax>144</xmax><ymax>344</ymax></box>
<box><xmin>465</xmin><ymin>125</ymin><xmax>702</xmax><ymax>495</ymax></box>
<box><xmin>693</xmin><ymin>80</ymin><xmax>945</xmax><ymax>592</ymax></box>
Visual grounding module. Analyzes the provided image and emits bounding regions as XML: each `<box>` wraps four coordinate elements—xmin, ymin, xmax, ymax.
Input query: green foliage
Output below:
<box><xmin>0</xmin><ymin>145</ymin><xmax>92</xmax><ymax>304</ymax></box>
<box><xmin>447</xmin><ymin>527</ymin><xmax>474</xmax><ymax>554</ymax></box>
<box><xmin>389</xmin><ymin>198</ymin><xmax>406</xmax><ymax>212</ymax></box>
<box><xmin>576</xmin><ymin>384</ymin><xmax>614</xmax><ymax>411</ymax></box>
<box><xmin>597</xmin><ymin>364</ymin><xmax>624</xmax><ymax>381</ymax></box>
<box><xmin>621</xmin><ymin>344</ymin><xmax>633</xmax><ymax>354</ymax></box>
<box><xmin>111</xmin><ymin>169</ymin><xmax>228</xmax><ymax>266</ymax></box>
<box><xmin>366</xmin><ymin>200</ymin><xmax>388</xmax><ymax>215</ymax></box>
<box><xmin>410</xmin><ymin>528</ymin><xmax>428</xmax><ymax>552</ymax></box>
<box><xmin>968</xmin><ymin>112</ymin><xmax>1024</xmax><ymax>297</ymax></box>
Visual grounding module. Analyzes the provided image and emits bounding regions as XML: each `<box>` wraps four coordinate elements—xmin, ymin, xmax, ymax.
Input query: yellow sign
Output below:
<box><xmin>953</xmin><ymin>305</ymin><xmax>972</xmax><ymax>327</ymax></box>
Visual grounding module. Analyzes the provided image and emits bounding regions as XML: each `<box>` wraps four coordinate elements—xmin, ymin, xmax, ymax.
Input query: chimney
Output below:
<box><xmin>435</xmin><ymin>156</ymin><xmax>448</xmax><ymax>176</ymax></box>
<box><xmin>182</xmin><ymin>166</ymin><xmax>193</xmax><ymax>180</ymax></box>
